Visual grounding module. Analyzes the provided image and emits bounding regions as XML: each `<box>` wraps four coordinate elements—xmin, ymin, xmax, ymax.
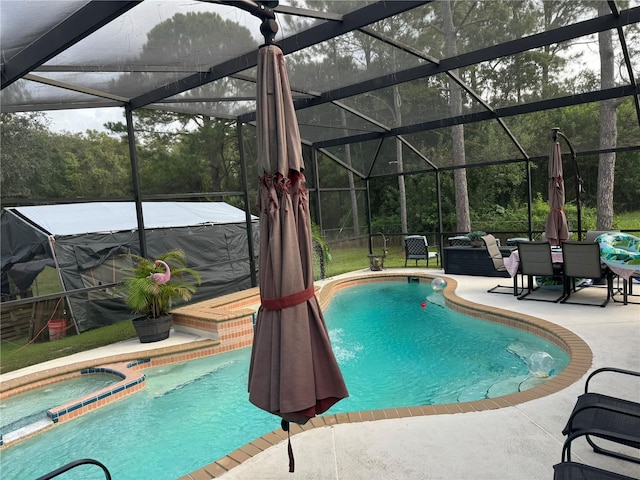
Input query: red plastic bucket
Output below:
<box><xmin>48</xmin><ymin>319</ymin><xmax>67</xmax><ymax>341</ymax></box>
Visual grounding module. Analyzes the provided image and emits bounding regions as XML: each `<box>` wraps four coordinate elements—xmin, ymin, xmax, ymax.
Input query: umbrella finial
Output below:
<box><xmin>551</xmin><ymin>127</ymin><xmax>560</xmax><ymax>141</ymax></box>
<box><xmin>260</xmin><ymin>17</ymin><xmax>278</xmax><ymax>45</ymax></box>
<box><xmin>220</xmin><ymin>1</ymin><xmax>278</xmax><ymax>44</ymax></box>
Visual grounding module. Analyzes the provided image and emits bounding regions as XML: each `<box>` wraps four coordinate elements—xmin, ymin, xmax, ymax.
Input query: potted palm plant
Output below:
<box><xmin>467</xmin><ymin>231</ymin><xmax>487</xmax><ymax>248</ymax></box>
<box><xmin>123</xmin><ymin>249</ymin><xmax>201</xmax><ymax>343</ymax></box>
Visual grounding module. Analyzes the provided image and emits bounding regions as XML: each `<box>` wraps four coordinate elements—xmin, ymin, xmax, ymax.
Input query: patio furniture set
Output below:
<box><xmin>480</xmin><ymin>233</ymin><xmax>636</xmax><ymax>307</ymax></box>
<box><xmin>401</xmin><ymin>231</ymin><xmax>638</xmax><ymax>306</ymax></box>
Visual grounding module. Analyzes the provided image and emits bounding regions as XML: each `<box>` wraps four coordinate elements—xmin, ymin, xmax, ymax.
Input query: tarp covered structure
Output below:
<box><xmin>1</xmin><ymin>202</ymin><xmax>258</xmax><ymax>332</ymax></box>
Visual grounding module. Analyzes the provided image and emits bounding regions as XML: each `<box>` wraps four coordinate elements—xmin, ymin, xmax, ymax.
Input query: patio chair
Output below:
<box><xmin>481</xmin><ymin>234</ymin><xmax>522</xmax><ymax>295</ymax></box>
<box><xmin>404</xmin><ymin>235</ymin><xmax>439</xmax><ymax>267</ymax></box>
<box><xmin>561</xmin><ymin>241</ymin><xmax>614</xmax><ymax>307</ymax></box>
<box><xmin>517</xmin><ymin>241</ymin><xmax>564</xmax><ymax>302</ymax></box>
<box><xmin>553</xmin><ymin>429</ymin><xmax>639</xmax><ymax>480</ymax></box>
<box><xmin>562</xmin><ymin>367</ymin><xmax>640</xmax><ymax>465</ymax></box>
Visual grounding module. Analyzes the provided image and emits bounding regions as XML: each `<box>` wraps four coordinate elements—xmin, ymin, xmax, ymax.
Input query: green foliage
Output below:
<box><xmin>1</xmin><ymin>114</ymin><xmax>132</xmax><ymax>200</ymax></box>
<box><xmin>0</xmin><ymin>112</ymin><xmax>54</xmax><ymax>198</ymax></box>
<box><xmin>40</xmin><ymin>131</ymin><xmax>131</xmax><ymax>198</ymax></box>
<box><xmin>123</xmin><ymin>249</ymin><xmax>201</xmax><ymax>319</ymax></box>
<box><xmin>467</xmin><ymin>231</ymin><xmax>487</xmax><ymax>241</ymax></box>
<box><xmin>311</xmin><ymin>222</ymin><xmax>332</xmax><ymax>262</ymax></box>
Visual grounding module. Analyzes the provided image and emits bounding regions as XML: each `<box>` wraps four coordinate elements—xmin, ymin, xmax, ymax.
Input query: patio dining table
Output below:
<box><xmin>504</xmin><ymin>248</ymin><xmax>563</xmax><ymax>278</ymax></box>
<box><xmin>599</xmin><ymin>259</ymin><xmax>640</xmax><ymax>305</ymax></box>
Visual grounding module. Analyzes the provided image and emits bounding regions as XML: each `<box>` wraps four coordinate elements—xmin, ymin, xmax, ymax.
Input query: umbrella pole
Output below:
<box><xmin>552</xmin><ymin>128</ymin><xmax>582</xmax><ymax>241</ymax></box>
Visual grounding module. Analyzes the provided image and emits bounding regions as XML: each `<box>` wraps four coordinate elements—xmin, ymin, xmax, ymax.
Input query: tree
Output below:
<box><xmin>0</xmin><ymin>113</ymin><xmax>53</xmax><ymax>199</ymax></box>
<box><xmin>441</xmin><ymin>1</ymin><xmax>471</xmax><ymax>232</ymax></box>
<box><xmin>36</xmin><ymin>131</ymin><xmax>131</xmax><ymax>198</ymax></box>
<box><xmin>105</xmin><ymin>12</ymin><xmax>255</xmax><ymax>196</ymax></box>
<box><xmin>596</xmin><ymin>2</ymin><xmax>618</xmax><ymax>230</ymax></box>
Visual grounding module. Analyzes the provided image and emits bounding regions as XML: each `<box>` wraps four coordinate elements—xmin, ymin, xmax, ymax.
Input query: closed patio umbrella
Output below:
<box><xmin>248</xmin><ymin>43</ymin><xmax>348</xmax><ymax>430</ymax></box>
<box><xmin>544</xmin><ymin>141</ymin><xmax>570</xmax><ymax>246</ymax></box>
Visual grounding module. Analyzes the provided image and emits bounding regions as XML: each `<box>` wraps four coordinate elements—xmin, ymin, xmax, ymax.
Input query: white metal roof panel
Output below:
<box><xmin>11</xmin><ymin>202</ymin><xmax>255</xmax><ymax>236</ymax></box>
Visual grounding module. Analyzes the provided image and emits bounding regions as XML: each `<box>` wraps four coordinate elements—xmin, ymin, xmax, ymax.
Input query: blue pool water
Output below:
<box><xmin>1</xmin><ymin>281</ymin><xmax>569</xmax><ymax>479</ymax></box>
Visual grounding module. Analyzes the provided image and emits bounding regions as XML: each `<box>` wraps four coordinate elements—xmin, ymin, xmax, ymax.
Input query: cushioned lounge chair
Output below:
<box><xmin>481</xmin><ymin>234</ymin><xmax>522</xmax><ymax>295</ymax></box>
<box><xmin>561</xmin><ymin>241</ymin><xmax>614</xmax><ymax>307</ymax></box>
<box><xmin>553</xmin><ymin>429</ymin><xmax>639</xmax><ymax>480</ymax></box>
<box><xmin>562</xmin><ymin>367</ymin><xmax>640</xmax><ymax>465</ymax></box>
<box><xmin>404</xmin><ymin>235</ymin><xmax>439</xmax><ymax>267</ymax></box>
<box><xmin>517</xmin><ymin>241</ymin><xmax>564</xmax><ymax>302</ymax></box>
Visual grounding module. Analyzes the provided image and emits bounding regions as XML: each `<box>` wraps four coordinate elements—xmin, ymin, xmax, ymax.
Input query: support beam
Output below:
<box><xmin>129</xmin><ymin>1</ymin><xmax>428</xmax><ymax>109</ymax></box>
<box><xmin>125</xmin><ymin>106</ymin><xmax>147</xmax><ymax>258</ymax></box>
<box><xmin>314</xmin><ymin>85</ymin><xmax>640</xmax><ymax>149</ymax></box>
<box><xmin>1</xmin><ymin>1</ymin><xmax>140</xmax><ymax>89</ymax></box>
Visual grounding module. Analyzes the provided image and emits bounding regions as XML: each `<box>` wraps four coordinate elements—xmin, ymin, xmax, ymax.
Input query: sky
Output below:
<box><xmin>45</xmin><ymin>108</ymin><xmax>125</xmax><ymax>134</ymax></box>
<box><xmin>40</xmin><ymin>1</ymin><xmax>265</xmax><ymax>135</ymax></box>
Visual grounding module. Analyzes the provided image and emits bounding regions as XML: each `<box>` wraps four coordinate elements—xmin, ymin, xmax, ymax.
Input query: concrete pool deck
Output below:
<box><xmin>209</xmin><ymin>270</ymin><xmax>639</xmax><ymax>480</ymax></box>
<box><xmin>2</xmin><ymin>269</ymin><xmax>639</xmax><ymax>479</ymax></box>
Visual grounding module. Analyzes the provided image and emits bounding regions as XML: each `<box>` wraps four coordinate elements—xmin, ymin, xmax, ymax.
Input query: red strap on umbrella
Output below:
<box><xmin>261</xmin><ymin>285</ymin><xmax>315</xmax><ymax>311</ymax></box>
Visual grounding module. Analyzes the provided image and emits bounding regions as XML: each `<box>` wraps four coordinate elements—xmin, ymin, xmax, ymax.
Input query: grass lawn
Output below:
<box><xmin>1</xmin><ymin>321</ymin><xmax>137</xmax><ymax>375</ymax></box>
<box><xmin>325</xmin><ymin>244</ymin><xmax>439</xmax><ymax>277</ymax></box>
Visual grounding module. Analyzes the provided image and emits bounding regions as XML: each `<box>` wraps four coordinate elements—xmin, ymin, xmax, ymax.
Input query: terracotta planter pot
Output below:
<box><xmin>132</xmin><ymin>315</ymin><xmax>172</xmax><ymax>343</ymax></box>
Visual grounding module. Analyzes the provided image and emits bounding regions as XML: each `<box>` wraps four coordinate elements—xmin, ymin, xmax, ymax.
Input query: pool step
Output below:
<box><xmin>1</xmin><ymin>418</ymin><xmax>53</xmax><ymax>447</ymax></box>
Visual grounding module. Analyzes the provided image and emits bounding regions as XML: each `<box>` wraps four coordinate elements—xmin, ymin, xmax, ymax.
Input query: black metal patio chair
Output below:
<box><xmin>553</xmin><ymin>429</ymin><xmax>639</xmax><ymax>480</ymax></box>
<box><xmin>404</xmin><ymin>235</ymin><xmax>439</xmax><ymax>267</ymax></box>
<box><xmin>561</xmin><ymin>241</ymin><xmax>614</xmax><ymax>307</ymax></box>
<box><xmin>517</xmin><ymin>241</ymin><xmax>564</xmax><ymax>302</ymax></box>
<box><xmin>562</xmin><ymin>367</ymin><xmax>640</xmax><ymax>465</ymax></box>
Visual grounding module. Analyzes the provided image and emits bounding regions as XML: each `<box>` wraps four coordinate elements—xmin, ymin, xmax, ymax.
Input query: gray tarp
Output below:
<box><xmin>1</xmin><ymin>202</ymin><xmax>258</xmax><ymax>332</ymax></box>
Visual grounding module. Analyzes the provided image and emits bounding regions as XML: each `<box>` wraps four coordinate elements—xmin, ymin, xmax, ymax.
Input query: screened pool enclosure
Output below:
<box><xmin>2</xmin><ymin>1</ymin><xmax>639</xmax><ymax>299</ymax></box>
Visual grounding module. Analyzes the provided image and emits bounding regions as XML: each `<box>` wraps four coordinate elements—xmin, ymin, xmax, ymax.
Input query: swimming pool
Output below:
<box><xmin>0</xmin><ymin>277</ymin><xmax>572</xmax><ymax>479</ymax></box>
